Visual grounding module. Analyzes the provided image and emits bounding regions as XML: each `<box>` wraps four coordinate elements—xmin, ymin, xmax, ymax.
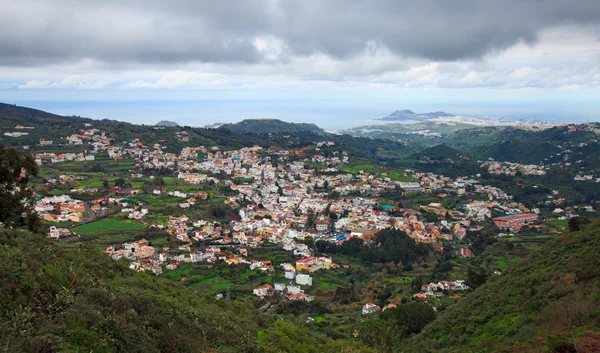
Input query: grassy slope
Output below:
<box><xmin>0</xmin><ymin>229</ymin><xmax>377</xmax><ymax>353</ymax></box>
<box><xmin>74</xmin><ymin>218</ymin><xmax>147</xmax><ymax>234</ymax></box>
<box><xmin>0</xmin><ymin>229</ymin><xmax>263</xmax><ymax>353</ymax></box>
<box><xmin>404</xmin><ymin>221</ymin><xmax>600</xmax><ymax>353</ymax></box>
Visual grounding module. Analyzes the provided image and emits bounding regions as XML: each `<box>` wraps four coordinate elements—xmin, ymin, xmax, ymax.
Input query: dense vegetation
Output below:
<box><xmin>0</xmin><ymin>229</ymin><xmax>258</xmax><ymax>353</ymax></box>
<box><xmin>316</xmin><ymin>229</ymin><xmax>430</xmax><ymax>266</ymax></box>
<box><xmin>404</xmin><ymin>220</ymin><xmax>600</xmax><ymax>352</ymax></box>
<box><xmin>410</xmin><ymin>144</ymin><xmax>468</xmax><ymax>161</ymax></box>
<box><xmin>0</xmin><ymin>229</ymin><xmax>381</xmax><ymax>353</ymax></box>
<box><xmin>0</xmin><ymin>143</ymin><xmax>39</xmax><ymax>230</ymax></box>
<box><xmin>361</xmin><ymin>229</ymin><xmax>430</xmax><ymax>264</ymax></box>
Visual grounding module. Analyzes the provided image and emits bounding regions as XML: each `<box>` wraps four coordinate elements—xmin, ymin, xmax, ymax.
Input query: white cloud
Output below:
<box><xmin>3</xmin><ymin>25</ymin><xmax>600</xmax><ymax>93</ymax></box>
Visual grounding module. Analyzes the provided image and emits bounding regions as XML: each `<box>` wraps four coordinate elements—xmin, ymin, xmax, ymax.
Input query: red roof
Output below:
<box><xmin>493</xmin><ymin>213</ymin><xmax>537</xmax><ymax>222</ymax></box>
<box><xmin>296</xmin><ymin>256</ymin><xmax>317</xmax><ymax>264</ymax></box>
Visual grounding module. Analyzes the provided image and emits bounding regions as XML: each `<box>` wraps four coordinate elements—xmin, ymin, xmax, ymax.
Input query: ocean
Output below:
<box><xmin>5</xmin><ymin>99</ymin><xmax>598</xmax><ymax>130</ymax></box>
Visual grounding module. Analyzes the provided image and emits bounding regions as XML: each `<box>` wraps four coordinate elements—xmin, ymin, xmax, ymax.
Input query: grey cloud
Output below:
<box><xmin>0</xmin><ymin>0</ymin><xmax>599</xmax><ymax>67</ymax></box>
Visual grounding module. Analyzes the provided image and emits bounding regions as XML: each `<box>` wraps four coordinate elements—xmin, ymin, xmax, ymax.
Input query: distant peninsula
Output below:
<box><xmin>378</xmin><ymin>110</ymin><xmax>455</xmax><ymax>121</ymax></box>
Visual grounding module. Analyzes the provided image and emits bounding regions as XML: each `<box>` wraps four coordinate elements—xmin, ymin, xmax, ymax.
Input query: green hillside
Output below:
<box><xmin>404</xmin><ymin>221</ymin><xmax>600</xmax><ymax>353</ymax></box>
<box><xmin>221</xmin><ymin>118</ymin><xmax>324</xmax><ymax>135</ymax></box>
<box><xmin>0</xmin><ymin>102</ymin><xmax>92</xmax><ymax>125</ymax></box>
<box><xmin>412</xmin><ymin>144</ymin><xmax>469</xmax><ymax>161</ymax></box>
<box><xmin>0</xmin><ymin>229</ymin><xmax>258</xmax><ymax>353</ymax></box>
<box><xmin>0</xmin><ymin>229</ymin><xmax>376</xmax><ymax>353</ymax></box>
<box><xmin>468</xmin><ymin>140</ymin><xmax>561</xmax><ymax>164</ymax></box>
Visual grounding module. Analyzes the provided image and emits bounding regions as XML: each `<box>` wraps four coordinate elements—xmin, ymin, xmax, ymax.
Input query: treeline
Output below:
<box><xmin>316</xmin><ymin>228</ymin><xmax>430</xmax><ymax>265</ymax></box>
<box><xmin>362</xmin><ymin>228</ymin><xmax>430</xmax><ymax>264</ymax></box>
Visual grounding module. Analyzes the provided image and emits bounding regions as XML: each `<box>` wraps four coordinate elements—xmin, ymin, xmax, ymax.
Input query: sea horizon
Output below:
<box><xmin>4</xmin><ymin>98</ymin><xmax>599</xmax><ymax>130</ymax></box>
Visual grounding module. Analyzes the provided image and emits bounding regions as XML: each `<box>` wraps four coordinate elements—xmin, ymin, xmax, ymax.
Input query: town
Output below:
<box><xmin>7</xmin><ymin>119</ymin><xmax>593</xmax><ymax>319</ymax></box>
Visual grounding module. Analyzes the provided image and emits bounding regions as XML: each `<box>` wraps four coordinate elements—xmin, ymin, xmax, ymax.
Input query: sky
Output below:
<box><xmin>1</xmin><ymin>0</ymin><xmax>600</xmax><ymax>128</ymax></box>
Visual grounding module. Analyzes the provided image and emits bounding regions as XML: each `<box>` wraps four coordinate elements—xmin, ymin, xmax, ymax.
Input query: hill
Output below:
<box><xmin>0</xmin><ymin>102</ymin><xmax>418</xmax><ymax>163</ymax></box>
<box><xmin>404</xmin><ymin>220</ymin><xmax>600</xmax><ymax>353</ymax></box>
<box><xmin>0</xmin><ymin>229</ymin><xmax>261</xmax><ymax>353</ymax></box>
<box><xmin>469</xmin><ymin>140</ymin><xmax>561</xmax><ymax>164</ymax></box>
<box><xmin>221</xmin><ymin>119</ymin><xmax>324</xmax><ymax>135</ymax></box>
<box><xmin>156</xmin><ymin>120</ymin><xmax>179</xmax><ymax>127</ymax></box>
<box><xmin>0</xmin><ymin>102</ymin><xmax>89</xmax><ymax>126</ymax></box>
<box><xmin>0</xmin><ymin>228</ymin><xmax>377</xmax><ymax>353</ymax></box>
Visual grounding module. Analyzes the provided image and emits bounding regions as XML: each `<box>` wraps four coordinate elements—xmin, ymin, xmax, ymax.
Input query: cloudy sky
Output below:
<box><xmin>2</xmin><ymin>0</ymin><xmax>600</xmax><ymax>126</ymax></box>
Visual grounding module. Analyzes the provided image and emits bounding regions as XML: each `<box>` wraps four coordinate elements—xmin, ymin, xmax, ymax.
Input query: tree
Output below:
<box><xmin>0</xmin><ymin>144</ymin><xmax>39</xmax><ymax>231</ymax></box>
<box><xmin>381</xmin><ymin>302</ymin><xmax>436</xmax><ymax>334</ymax></box>
<box><xmin>568</xmin><ymin>217</ymin><xmax>591</xmax><ymax>232</ymax></box>
<box><xmin>210</xmin><ymin>205</ymin><xmax>227</xmax><ymax>218</ymax></box>
<box><xmin>152</xmin><ymin>176</ymin><xmax>165</xmax><ymax>186</ymax></box>
<box><xmin>91</xmin><ymin>163</ymin><xmax>105</xmax><ymax>172</ymax></box>
<box><xmin>306</xmin><ymin>208</ymin><xmax>316</xmax><ymax>229</ymax></box>
<box><xmin>466</xmin><ymin>265</ymin><xmax>490</xmax><ymax>290</ymax></box>
<box><xmin>114</xmin><ymin>177</ymin><xmax>126</xmax><ymax>187</ymax></box>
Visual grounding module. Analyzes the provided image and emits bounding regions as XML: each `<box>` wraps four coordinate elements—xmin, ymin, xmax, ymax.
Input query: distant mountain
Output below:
<box><xmin>155</xmin><ymin>120</ymin><xmax>179</xmax><ymax>127</ymax></box>
<box><xmin>220</xmin><ymin>118</ymin><xmax>324</xmax><ymax>135</ymax></box>
<box><xmin>380</xmin><ymin>109</ymin><xmax>455</xmax><ymax>121</ymax></box>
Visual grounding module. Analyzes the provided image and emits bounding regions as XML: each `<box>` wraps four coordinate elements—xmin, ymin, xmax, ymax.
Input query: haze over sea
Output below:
<box><xmin>6</xmin><ymin>99</ymin><xmax>600</xmax><ymax>130</ymax></box>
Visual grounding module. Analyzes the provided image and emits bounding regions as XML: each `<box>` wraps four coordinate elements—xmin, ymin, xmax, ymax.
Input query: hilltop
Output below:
<box><xmin>220</xmin><ymin>118</ymin><xmax>324</xmax><ymax>135</ymax></box>
<box><xmin>0</xmin><ymin>102</ymin><xmax>92</xmax><ymax>126</ymax></box>
<box><xmin>411</xmin><ymin>144</ymin><xmax>469</xmax><ymax>161</ymax></box>
<box><xmin>156</xmin><ymin>120</ymin><xmax>179</xmax><ymax>127</ymax></box>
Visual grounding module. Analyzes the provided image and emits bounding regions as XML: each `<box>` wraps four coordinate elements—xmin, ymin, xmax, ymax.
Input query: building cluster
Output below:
<box><xmin>33</xmin><ymin>152</ymin><xmax>96</xmax><ymax>165</ymax></box>
<box><xmin>47</xmin><ymin>226</ymin><xmax>79</xmax><ymax>240</ymax></box>
<box><xmin>481</xmin><ymin>160</ymin><xmax>546</xmax><ymax>176</ymax></box>
<box><xmin>35</xmin><ymin>195</ymin><xmax>85</xmax><ymax>223</ymax></box>
<box><xmin>413</xmin><ymin>280</ymin><xmax>470</xmax><ymax>299</ymax></box>
<box><xmin>493</xmin><ymin>213</ymin><xmax>539</xmax><ymax>232</ymax></box>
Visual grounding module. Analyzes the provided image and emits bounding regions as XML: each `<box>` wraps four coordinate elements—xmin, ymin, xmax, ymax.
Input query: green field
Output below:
<box><xmin>386</xmin><ymin>170</ymin><xmax>413</xmax><ymax>182</ymax></box>
<box><xmin>388</xmin><ymin>276</ymin><xmax>413</xmax><ymax>284</ymax></box>
<box><xmin>546</xmin><ymin>219</ymin><xmax>568</xmax><ymax>230</ymax></box>
<box><xmin>341</xmin><ymin>163</ymin><xmax>378</xmax><ymax>174</ymax></box>
<box><xmin>74</xmin><ymin>218</ymin><xmax>147</xmax><ymax>235</ymax></box>
<box><xmin>496</xmin><ymin>256</ymin><xmax>509</xmax><ymax>271</ymax></box>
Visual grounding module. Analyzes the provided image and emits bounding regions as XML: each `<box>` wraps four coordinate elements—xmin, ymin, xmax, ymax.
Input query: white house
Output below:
<box><xmin>362</xmin><ymin>302</ymin><xmax>381</xmax><ymax>315</ymax></box>
<box><xmin>296</xmin><ymin>274</ymin><xmax>313</xmax><ymax>286</ymax></box>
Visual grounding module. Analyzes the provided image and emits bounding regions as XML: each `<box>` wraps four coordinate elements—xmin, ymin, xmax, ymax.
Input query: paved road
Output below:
<box><xmin>70</xmin><ymin>201</ymin><xmax>96</xmax><ymax>229</ymax></box>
